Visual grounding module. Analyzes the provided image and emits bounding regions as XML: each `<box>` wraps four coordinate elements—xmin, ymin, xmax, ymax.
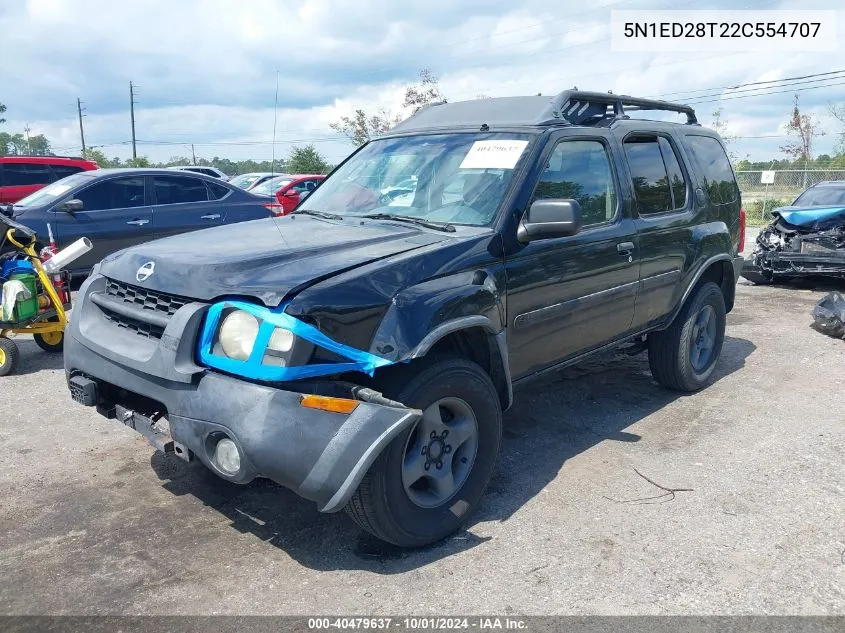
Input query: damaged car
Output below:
<box><xmin>64</xmin><ymin>90</ymin><xmax>743</xmax><ymax>547</ymax></box>
<box><xmin>742</xmin><ymin>180</ymin><xmax>845</xmax><ymax>283</ymax></box>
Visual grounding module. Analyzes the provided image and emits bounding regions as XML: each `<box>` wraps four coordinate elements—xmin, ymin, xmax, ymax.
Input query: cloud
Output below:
<box><xmin>1</xmin><ymin>0</ymin><xmax>843</xmax><ymax>162</ymax></box>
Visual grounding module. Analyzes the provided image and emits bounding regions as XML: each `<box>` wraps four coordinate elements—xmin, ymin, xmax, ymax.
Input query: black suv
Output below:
<box><xmin>65</xmin><ymin>91</ymin><xmax>744</xmax><ymax>547</ymax></box>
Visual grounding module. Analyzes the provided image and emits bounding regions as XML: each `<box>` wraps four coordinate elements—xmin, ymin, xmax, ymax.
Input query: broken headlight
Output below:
<box><xmin>215</xmin><ymin>307</ymin><xmax>303</xmax><ymax>367</ymax></box>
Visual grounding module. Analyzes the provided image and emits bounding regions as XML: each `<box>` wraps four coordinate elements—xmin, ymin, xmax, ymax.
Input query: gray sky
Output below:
<box><xmin>1</xmin><ymin>0</ymin><xmax>843</xmax><ymax>164</ymax></box>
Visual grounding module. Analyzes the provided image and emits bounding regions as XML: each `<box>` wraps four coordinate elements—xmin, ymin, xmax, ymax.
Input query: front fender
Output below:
<box><xmin>368</xmin><ymin>267</ymin><xmax>506</xmax><ymax>361</ymax></box>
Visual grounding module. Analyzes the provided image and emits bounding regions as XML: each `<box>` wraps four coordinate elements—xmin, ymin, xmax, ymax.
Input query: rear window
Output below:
<box><xmin>51</xmin><ymin>165</ymin><xmax>85</xmax><ymax>181</ymax></box>
<box><xmin>686</xmin><ymin>135</ymin><xmax>738</xmax><ymax>205</ymax></box>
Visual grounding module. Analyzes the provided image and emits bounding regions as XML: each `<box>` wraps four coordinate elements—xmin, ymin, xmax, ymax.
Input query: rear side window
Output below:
<box><xmin>1</xmin><ymin>162</ymin><xmax>52</xmax><ymax>187</ymax></box>
<box><xmin>658</xmin><ymin>137</ymin><xmax>688</xmax><ymax>209</ymax></box>
<box><xmin>206</xmin><ymin>181</ymin><xmax>231</xmax><ymax>200</ymax></box>
<box><xmin>686</xmin><ymin>135</ymin><xmax>738</xmax><ymax>205</ymax></box>
<box><xmin>623</xmin><ymin>137</ymin><xmax>672</xmax><ymax>214</ymax></box>
<box><xmin>77</xmin><ymin>177</ymin><xmax>146</xmax><ymax>211</ymax></box>
<box><xmin>532</xmin><ymin>140</ymin><xmax>618</xmax><ymax>227</ymax></box>
<box><xmin>51</xmin><ymin>165</ymin><xmax>85</xmax><ymax>181</ymax></box>
<box><xmin>153</xmin><ymin>175</ymin><xmax>209</xmax><ymax>205</ymax></box>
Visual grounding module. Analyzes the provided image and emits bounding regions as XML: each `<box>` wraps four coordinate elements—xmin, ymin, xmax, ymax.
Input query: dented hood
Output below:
<box><xmin>97</xmin><ymin>215</ymin><xmax>446</xmax><ymax>305</ymax></box>
<box><xmin>773</xmin><ymin>205</ymin><xmax>845</xmax><ymax>231</ymax></box>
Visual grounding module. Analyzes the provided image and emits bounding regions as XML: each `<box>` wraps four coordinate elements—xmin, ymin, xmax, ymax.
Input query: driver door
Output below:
<box><xmin>505</xmin><ymin>131</ymin><xmax>641</xmax><ymax>379</ymax></box>
<box><xmin>51</xmin><ymin>175</ymin><xmax>153</xmax><ymax>274</ymax></box>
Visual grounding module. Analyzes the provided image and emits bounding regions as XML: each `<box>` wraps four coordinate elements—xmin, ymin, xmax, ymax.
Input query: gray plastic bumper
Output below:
<box><xmin>64</xmin><ymin>273</ymin><xmax>420</xmax><ymax>512</ymax></box>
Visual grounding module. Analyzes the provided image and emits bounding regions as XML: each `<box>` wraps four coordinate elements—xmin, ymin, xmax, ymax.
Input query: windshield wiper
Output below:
<box><xmin>293</xmin><ymin>209</ymin><xmax>343</xmax><ymax>221</ymax></box>
<box><xmin>362</xmin><ymin>213</ymin><xmax>455</xmax><ymax>233</ymax></box>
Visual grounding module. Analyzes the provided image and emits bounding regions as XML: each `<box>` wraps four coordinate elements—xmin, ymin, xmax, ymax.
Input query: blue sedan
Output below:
<box><xmin>6</xmin><ymin>168</ymin><xmax>273</xmax><ymax>280</ymax></box>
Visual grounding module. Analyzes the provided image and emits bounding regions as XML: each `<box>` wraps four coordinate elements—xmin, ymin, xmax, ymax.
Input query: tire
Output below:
<box><xmin>345</xmin><ymin>357</ymin><xmax>502</xmax><ymax>548</ymax></box>
<box><xmin>0</xmin><ymin>337</ymin><xmax>21</xmax><ymax>377</ymax></box>
<box><xmin>33</xmin><ymin>326</ymin><xmax>64</xmax><ymax>353</ymax></box>
<box><xmin>648</xmin><ymin>281</ymin><xmax>726</xmax><ymax>392</ymax></box>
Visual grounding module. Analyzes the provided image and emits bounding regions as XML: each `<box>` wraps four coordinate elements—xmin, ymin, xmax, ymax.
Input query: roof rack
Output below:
<box><xmin>547</xmin><ymin>90</ymin><xmax>698</xmax><ymax>126</ymax></box>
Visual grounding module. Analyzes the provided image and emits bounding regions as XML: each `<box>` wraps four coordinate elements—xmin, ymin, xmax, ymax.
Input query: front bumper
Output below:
<box><xmin>744</xmin><ymin>249</ymin><xmax>845</xmax><ymax>279</ymax></box>
<box><xmin>64</xmin><ymin>273</ymin><xmax>420</xmax><ymax>512</ymax></box>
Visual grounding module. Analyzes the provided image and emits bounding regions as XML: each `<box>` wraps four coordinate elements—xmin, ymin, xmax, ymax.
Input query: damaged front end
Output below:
<box><xmin>742</xmin><ymin>208</ymin><xmax>845</xmax><ymax>283</ymax></box>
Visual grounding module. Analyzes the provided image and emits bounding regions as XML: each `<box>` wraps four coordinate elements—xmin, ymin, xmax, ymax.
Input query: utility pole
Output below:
<box><xmin>24</xmin><ymin>125</ymin><xmax>31</xmax><ymax>154</ymax></box>
<box><xmin>191</xmin><ymin>143</ymin><xmax>197</xmax><ymax>165</ymax></box>
<box><xmin>129</xmin><ymin>81</ymin><xmax>137</xmax><ymax>160</ymax></box>
<box><xmin>77</xmin><ymin>98</ymin><xmax>86</xmax><ymax>155</ymax></box>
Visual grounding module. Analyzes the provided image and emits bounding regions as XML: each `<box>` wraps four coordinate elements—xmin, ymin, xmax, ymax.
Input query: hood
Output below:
<box><xmin>773</xmin><ymin>205</ymin><xmax>845</xmax><ymax>231</ymax></box>
<box><xmin>98</xmin><ymin>215</ymin><xmax>448</xmax><ymax>305</ymax></box>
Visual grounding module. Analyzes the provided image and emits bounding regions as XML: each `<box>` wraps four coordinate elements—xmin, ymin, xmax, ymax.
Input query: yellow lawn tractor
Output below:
<box><xmin>0</xmin><ymin>212</ymin><xmax>91</xmax><ymax>376</ymax></box>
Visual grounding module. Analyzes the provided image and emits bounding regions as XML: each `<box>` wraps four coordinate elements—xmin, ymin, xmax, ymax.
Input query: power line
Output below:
<box><xmin>687</xmin><ymin>79</ymin><xmax>845</xmax><ymax>105</ymax></box>
<box><xmin>653</xmin><ymin>68</ymin><xmax>845</xmax><ymax>99</ymax></box>
<box><xmin>653</xmin><ymin>70</ymin><xmax>845</xmax><ymax>102</ymax></box>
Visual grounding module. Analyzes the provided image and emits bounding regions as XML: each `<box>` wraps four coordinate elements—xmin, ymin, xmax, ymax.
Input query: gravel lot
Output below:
<box><xmin>1</xmin><ymin>266</ymin><xmax>843</xmax><ymax>615</ymax></box>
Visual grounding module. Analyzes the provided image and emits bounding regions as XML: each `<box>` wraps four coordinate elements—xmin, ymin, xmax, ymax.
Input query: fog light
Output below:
<box><xmin>214</xmin><ymin>438</ymin><xmax>241</xmax><ymax>475</ymax></box>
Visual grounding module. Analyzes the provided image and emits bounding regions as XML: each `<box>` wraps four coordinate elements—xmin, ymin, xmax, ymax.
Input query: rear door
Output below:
<box><xmin>505</xmin><ymin>131</ymin><xmax>641</xmax><ymax>378</ymax></box>
<box><xmin>51</xmin><ymin>175</ymin><xmax>153</xmax><ymax>272</ymax></box>
<box><xmin>0</xmin><ymin>162</ymin><xmax>51</xmax><ymax>203</ymax></box>
<box><xmin>151</xmin><ymin>174</ymin><xmax>226</xmax><ymax>239</ymax></box>
<box><xmin>619</xmin><ymin>131</ymin><xmax>700</xmax><ymax>330</ymax></box>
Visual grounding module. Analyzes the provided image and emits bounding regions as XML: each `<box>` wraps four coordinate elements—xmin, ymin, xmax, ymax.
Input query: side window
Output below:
<box><xmin>686</xmin><ymin>135</ymin><xmax>738</xmax><ymax>205</ymax></box>
<box><xmin>76</xmin><ymin>177</ymin><xmax>146</xmax><ymax>211</ymax></box>
<box><xmin>2</xmin><ymin>163</ymin><xmax>51</xmax><ymax>186</ymax></box>
<box><xmin>51</xmin><ymin>165</ymin><xmax>85</xmax><ymax>181</ymax></box>
<box><xmin>153</xmin><ymin>175</ymin><xmax>209</xmax><ymax>205</ymax></box>
<box><xmin>532</xmin><ymin>140</ymin><xmax>617</xmax><ymax>227</ymax></box>
<box><xmin>206</xmin><ymin>181</ymin><xmax>231</xmax><ymax>200</ymax></box>
<box><xmin>657</xmin><ymin>137</ymin><xmax>688</xmax><ymax>209</ymax></box>
<box><xmin>623</xmin><ymin>136</ymin><xmax>672</xmax><ymax>214</ymax></box>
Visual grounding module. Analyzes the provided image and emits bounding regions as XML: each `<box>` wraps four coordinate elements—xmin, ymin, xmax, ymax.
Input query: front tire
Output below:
<box><xmin>648</xmin><ymin>281</ymin><xmax>726</xmax><ymax>392</ymax></box>
<box><xmin>345</xmin><ymin>357</ymin><xmax>502</xmax><ymax>548</ymax></box>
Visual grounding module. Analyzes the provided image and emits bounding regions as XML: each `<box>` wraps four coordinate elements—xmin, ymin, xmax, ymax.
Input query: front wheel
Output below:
<box><xmin>345</xmin><ymin>358</ymin><xmax>502</xmax><ymax>547</ymax></box>
<box><xmin>648</xmin><ymin>281</ymin><xmax>726</xmax><ymax>392</ymax></box>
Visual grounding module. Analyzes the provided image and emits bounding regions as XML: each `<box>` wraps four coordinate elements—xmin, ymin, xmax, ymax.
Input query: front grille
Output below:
<box><xmin>102</xmin><ymin>310</ymin><xmax>165</xmax><ymax>339</ymax></box>
<box><xmin>105</xmin><ymin>279</ymin><xmax>189</xmax><ymax>317</ymax></box>
<box><xmin>98</xmin><ymin>279</ymin><xmax>193</xmax><ymax>339</ymax></box>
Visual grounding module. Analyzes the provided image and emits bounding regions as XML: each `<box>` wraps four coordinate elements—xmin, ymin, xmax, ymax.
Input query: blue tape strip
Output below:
<box><xmin>197</xmin><ymin>300</ymin><xmax>394</xmax><ymax>382</ymax></box>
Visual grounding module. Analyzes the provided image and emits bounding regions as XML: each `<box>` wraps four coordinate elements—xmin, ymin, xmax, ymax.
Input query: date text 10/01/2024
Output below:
<box><xmin>307</xmin><ymin>617</ymin><xmax>528</xmax><ymax>630</ymax></box>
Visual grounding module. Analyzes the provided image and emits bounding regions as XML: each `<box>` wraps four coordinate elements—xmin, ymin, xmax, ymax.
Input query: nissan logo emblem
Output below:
<box><xmin>136</xmin><ymin>261</ymin><xmax>155</xmax><ymax>282</ymax></box>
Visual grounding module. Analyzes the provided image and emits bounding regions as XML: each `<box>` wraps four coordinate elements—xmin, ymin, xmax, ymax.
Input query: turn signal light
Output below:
<box><xmin>300</xmin><ymin>394</ymin><xmax>359</xmax><ymax>414</ymax></box>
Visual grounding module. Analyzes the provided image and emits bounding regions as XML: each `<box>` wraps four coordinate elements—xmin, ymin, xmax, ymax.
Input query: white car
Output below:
<box><xmin>168</xmin><ymin>165</ymin><xmax>229</xmax><ymax>180</ymax></box>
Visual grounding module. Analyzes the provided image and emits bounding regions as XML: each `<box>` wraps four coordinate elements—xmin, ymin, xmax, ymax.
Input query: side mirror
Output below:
<box><xmin>61</xmin><ymin>199</ymin><xmax>83</xmax><ymax>213</ymax></box>
<box><xmin>517</xmin><ymin>199</ymin><xmax>581</xmax><ymax>243</ymax></box>
<box><xmin>283</xmin><ymin>189</ymin><xmax>300</xmax><ymax>199</ymax></box>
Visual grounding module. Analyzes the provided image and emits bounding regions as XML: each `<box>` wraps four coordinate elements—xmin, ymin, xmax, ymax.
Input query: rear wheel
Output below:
<box><xmin>0</xmin><ymin>337</ymin><xmax>20</xmax><ymax>377</ymax></box>
<box><xmin>345</xmin><ymin>357</ymin><xmax>502</xmax><ymax>548</ymax></box>
<box><xmin>33</xmin><ymin>325</ymin><xmax>64</xmax><ymax>353</ymax></box>
<box><xmin>648</xmin><ymin>281</ymin><xmax>726</xmax><ymax>392</ymax></box>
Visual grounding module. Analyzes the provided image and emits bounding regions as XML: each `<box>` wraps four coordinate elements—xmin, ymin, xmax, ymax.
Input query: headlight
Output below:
<box><xmin>217</xmin><ymin>308</ymin><xmax>297</xmax><ymax>364</ymax></box>
<box><xmin>219</xmin><ymin>310</ymin><xmax>260</xmax><ymax>360</ymax></box>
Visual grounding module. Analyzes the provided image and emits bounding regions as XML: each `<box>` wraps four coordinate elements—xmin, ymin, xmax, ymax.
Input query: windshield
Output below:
<box><xmin>229</xmin><ymin>174</ymin><xmax>267</xmax><ymax>189</ymax></box>
<box><xmin>14</xmin><ymin>173</ymin><xmax>95</xmax><ymax>209</ymax></box>
<box><xmin>794</xmin><ymin>186</ymin><xmax>845</xmax><ymax>207</ymax></box>
<box><xmin>300</xmin><ymin>132</ymin><xmax>533</xmax><ymax>226</ymax></box>
<box><xmin>251</xmin><ymin>177</ymin><xmax>292</xmax><ymax>196</ymax></box>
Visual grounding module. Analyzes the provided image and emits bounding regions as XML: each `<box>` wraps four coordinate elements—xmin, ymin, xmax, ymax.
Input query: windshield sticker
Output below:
<box><xmin>459</xmin><ymin>140</ymin><xmax>529</xmax><ymax>170</ymax></box>
<box><xmin>48</xmin><ymin>184</ymin><xmax>72</xmax><ymax>196</ymax></box>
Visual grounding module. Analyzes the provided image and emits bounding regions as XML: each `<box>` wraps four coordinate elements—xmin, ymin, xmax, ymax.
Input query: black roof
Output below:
<box><xmin>389</xmin><ymin>90</ymin><xmax>698</xmax><ymax>135</ymax></box>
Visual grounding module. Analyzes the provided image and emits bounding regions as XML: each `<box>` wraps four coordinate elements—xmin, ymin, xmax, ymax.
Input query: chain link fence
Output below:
<box><xmin>736</xmin><ymin>170</ymin><xmax>845</xmax><ymax>222</ymax></box>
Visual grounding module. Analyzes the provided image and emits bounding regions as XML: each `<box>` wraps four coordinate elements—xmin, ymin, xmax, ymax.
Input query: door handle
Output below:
<box><xmin>201</xmin><ymin>214</ymin><xmax>221</xmax><ymax>220</ymax></box>
<box><xmin>617</xmin><ymin>241</ymin><xmax>635</xmax><ymax>255</ymax></box>
<box><xmin>126</xmin><ymin>219</ymin><xmax>149</xmax><ymax>226</ymax></box>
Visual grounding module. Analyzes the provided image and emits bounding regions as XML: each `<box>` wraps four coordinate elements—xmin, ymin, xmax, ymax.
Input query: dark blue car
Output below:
<box><xmin>7</xmin><ymin>168</ymin><xmax>272</xmax><ymax>280</ymax></box>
